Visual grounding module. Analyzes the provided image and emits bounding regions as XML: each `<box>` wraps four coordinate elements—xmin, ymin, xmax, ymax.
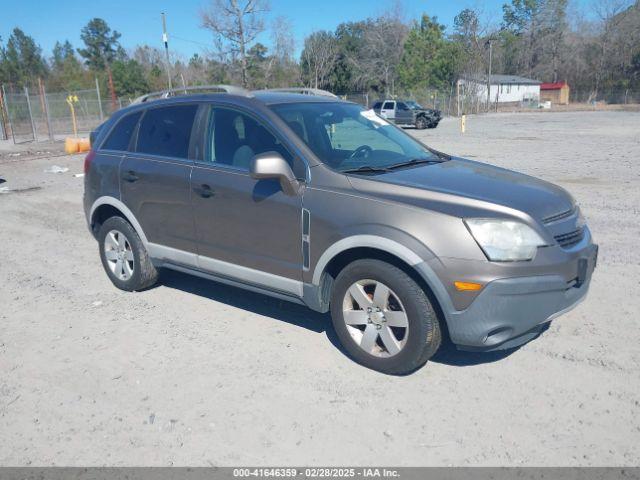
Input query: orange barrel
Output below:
<box><xmin>65</xmin><ymin>137</ymin><xmax>80</xmax><ymax>154</ymax></box>
<box><xmin>78</xmin><ymin>137</ymin><xmax>91</xmax><ymax>153</ymax></box>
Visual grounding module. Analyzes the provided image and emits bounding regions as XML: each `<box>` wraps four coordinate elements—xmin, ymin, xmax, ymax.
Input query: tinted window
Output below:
<box><xmin>136</xmin><ymin>104</ymin><xmax>198</xmax><ymax>159</ymax></box>
<box><xmin>206</xmin><ymin>107</ymin><xmax>304</xmax><ymax>178</ymax></box>
<box><xmin>372</xmin><ymin>102</ymin><xmax>382</xmax><ymax>109</ymax></box>
<box><xmin>382</xmin><ymin>102</ymin><xmax>394</xmax><ymax>109</ymax></box>
<box><xmin>397</xmin><ymin>102</ymin><xmax>408</xmax><ymax>110</ymax></box>
<box><xmin>101</xmin><ymin>112</ymin><xmax>141</xmax><ymax>151</ymax></box>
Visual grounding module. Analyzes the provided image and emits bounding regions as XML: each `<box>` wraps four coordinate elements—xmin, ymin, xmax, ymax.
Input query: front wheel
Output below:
<box><xmin>415</xmin><ymin>116</ymin><xmax>428</xmax><ymax>129</ymax></box>
<box><xmin>330</xmin><ymin>259</ymin><xmax>441</xmax><ymax>374</ymax></box>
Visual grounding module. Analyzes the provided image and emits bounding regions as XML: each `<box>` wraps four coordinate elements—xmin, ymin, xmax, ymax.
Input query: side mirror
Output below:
<box><xmin>250</xmin><ymin>152</ymin><xmax>300</xmax><ymax>196</ymax></box>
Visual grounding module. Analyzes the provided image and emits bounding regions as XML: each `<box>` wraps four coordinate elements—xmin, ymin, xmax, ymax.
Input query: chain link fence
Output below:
<box><xmin>339</xmin><ymin>86</ymin><xmax>640</xmax><ymax>117</ymax></box>
<box><xmin>0</xmin><ymin>82</ymin><xmax>132</xmax><ymax>144</ymax></box>
<box><xmin>340</xmin><ymin>88</ymin><xmax>459</xmax><ymax>117</ymax></box>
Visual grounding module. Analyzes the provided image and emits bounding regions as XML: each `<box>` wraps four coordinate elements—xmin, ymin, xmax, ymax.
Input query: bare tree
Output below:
<box><xmin>200</xmin><ymin>0</ymin><xmax>269</xmax><ymax>88</ymax></box>
<box><xmin>271</xmin><ymin>16</ymin><xmax>295</xmax><ymax>64</ymax></box>
<box><xmin>350</xmin><ymin>13</ymin><xmax>408</xmax><ymax>94</ymax></box>
<box><xmin>591</xmin><ymin>0</ymin><xmax>635</xmax><ymax>94</ymax></box>
<box><xmin>301</xmin><ymin>31</ymin><xmax>337</xmax><ymax>89</ymax></box>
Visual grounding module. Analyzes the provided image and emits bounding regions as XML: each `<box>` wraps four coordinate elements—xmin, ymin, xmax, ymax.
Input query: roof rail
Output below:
<box><xmin>261</xmin><ymin>87</ymin><xmax>338</xmax><ymax>98</ymax></box>
<box><xmin>132</xmin><ymin>84</ymin><xmax>251</xmax><ymax>104</ymax></box>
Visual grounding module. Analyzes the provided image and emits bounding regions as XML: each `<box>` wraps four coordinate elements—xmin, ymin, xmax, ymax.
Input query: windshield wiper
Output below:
<box><xmin>386</xmin><ymin>158</ymin><xmax>441</xmax><ymax>170</ymax></box>
<box><xmin>342</xmin><ymin>165</ymin><xmax>390</xmax><ymax>174</ymax></box>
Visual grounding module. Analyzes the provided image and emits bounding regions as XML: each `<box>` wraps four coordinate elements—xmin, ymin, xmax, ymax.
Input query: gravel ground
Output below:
<box><xmin>0</xmin><ymin>111</ymin><xmax>638</xmax><ymax>466</ymax></box>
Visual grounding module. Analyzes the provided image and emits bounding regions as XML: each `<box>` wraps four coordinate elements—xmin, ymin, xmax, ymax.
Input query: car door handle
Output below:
<box><xmin>195</xmin><ymin>184</ymin><xmax>215</xmax><ymax>198</ymax></box>
<box><xmin>122</xmin><ymin>170</ymin><xmax>139</xmax><ymax>183</ymax></box>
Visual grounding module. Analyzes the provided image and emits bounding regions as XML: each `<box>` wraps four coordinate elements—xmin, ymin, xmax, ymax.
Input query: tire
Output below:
<box><xmin>415</xmin><ymin>116</ymin><xmax>428</xmax><ymax>129</ymax></box>
<box><xmin>330</xmin><ymin>259</ymin><xmax>441</xmax><ymax>375</ymax></box>
<box><xmin>98</xmin><ymin>216</ymin><xmax>158</xmax><ymax>292</ymax></box>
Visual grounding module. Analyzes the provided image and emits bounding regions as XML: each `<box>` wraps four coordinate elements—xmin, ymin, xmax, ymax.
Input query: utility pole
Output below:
<box><xmin>161</xmin><ymin>12</ymin><xmax>173</xmax><ymax>90</ymax></box>
<box><xmin>486</xmin><ymin>39</ymin><xmax>493</xmax><ymax>113</ymax></box>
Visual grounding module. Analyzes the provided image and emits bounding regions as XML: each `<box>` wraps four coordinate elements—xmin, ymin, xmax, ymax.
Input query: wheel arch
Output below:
<box><xmin>90</xmin><ymin>196</ymin><xmax>148</xmax><ymax>245</ymax></box>
<box><xmin>310</xmin><ymin>236</ymin><xmax>453</xmax><ymax>332</ymax></box>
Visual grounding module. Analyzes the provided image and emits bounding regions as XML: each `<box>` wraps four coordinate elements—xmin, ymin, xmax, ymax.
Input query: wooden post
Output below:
<box><xmin>0</xmin><ymin>85</ymin><xmax>8</xmax><ymax>141</ymax></box>
<box><xmin>95</xmin><ymin>77</ymin><xmax>104</xmax><ymax>121</ymax></box>
<box><xmin>39</xmin><ymin>79</ymin><xmax>54</xmax><ymax>141</ymax></box>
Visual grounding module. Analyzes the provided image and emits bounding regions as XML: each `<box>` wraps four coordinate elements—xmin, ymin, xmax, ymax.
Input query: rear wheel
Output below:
<box><xmin>98</xmin><ymin>216</ymin><xmax>158</xmax><ymax>291</ymax></box>
<box><xmin>330</xmin><ymin>259</ymin><xmax>441</xmax><ymax>374</ymax></box>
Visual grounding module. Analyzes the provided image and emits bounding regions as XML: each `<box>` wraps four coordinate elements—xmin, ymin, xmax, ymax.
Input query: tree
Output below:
<box><xmin>0</xmin><ymin>28</ymin><xmax>47</xmax><ymax>87</ymax></box>
<box><xmin>452</xmin><ymin>8</ymin><xmax>488</xmax><ymax>81</ymax></box>
<box><xmin>352</xmin><ymin>13</ymin><xmax>408</xmax><ymax>93</ymax></box>
<box><xmin>331</xmin><ymin>21</ymin><xmax>369</xmax><ymax>92</ymax></box>
<box><xmin>300</xmin><ymin>31</ymin><xmax>338</xmax><ymax>89</ymax></box>
<box><xmin>247</xmin><ymin>42</ymin><xmax>268</xmax><ymax>88</ymax></box>
<box><xmin>200</xmin><ymin>0</ymin><xmax>269</xmax><ymax>88</ymax></box>
<box><xmin>111</xmin><ymin>59</ymin><xmax>150</xmax><ymax>97</ymax></box>
<box><xmin>501</xmin><ymin>0</ymin><xmax>547</xmax><ymax>76</ymax></box>
<box><xmin>78</xmin><ymin>18</ymin><xmax>122</xmax><ymax>109</ymax></box>
<box><xmin>49</xmin><ymin>40</ymin><xmax>89</xmax><ymax>91</ymax></box>
<box><xmin>398</xmin><ymin>15</ymin><xmax>457</xmax><ymax>90</ymax></box>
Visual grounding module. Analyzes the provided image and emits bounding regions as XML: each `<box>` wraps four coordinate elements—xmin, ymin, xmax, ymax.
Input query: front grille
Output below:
<box><xmin>544</xmin><ymin>208</ymin><xmax>575</xmax><ymax>224</ymax></box>
<box><xmin>554</xmin><ymin>227</ymin><xmax>584</xmax><ymax>248</ymax></box>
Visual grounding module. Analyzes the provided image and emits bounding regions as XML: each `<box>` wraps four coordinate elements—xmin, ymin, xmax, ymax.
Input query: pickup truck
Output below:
<box><xmin>372</xmin><ymin>100</ymin><xmax>441</xmax><ymax>129</ymax></box>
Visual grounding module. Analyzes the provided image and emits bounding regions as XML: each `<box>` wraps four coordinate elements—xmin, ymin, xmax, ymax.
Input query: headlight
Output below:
<box><xmin>464</xmin><ymin>219</ymin><xmax>548</xmax><ymax>261</ymax></box>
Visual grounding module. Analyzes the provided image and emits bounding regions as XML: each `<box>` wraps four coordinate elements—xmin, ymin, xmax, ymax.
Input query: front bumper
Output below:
<box><xmin>442</xmin><ymin>242</ymin><xmax>598</xmax><ymax>350</ymax></box>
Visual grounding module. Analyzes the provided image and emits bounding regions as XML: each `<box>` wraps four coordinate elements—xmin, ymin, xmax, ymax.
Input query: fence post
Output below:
<box><xmin>0</xmin><ymin>85</ymin><xmax>7</xmax><ymax>140</ymax></box>
<box><xmin>95</xmin><ymin>77</ymin><xmax>104</xmax><ymax>121</ymax></box>
<box><xmin>39</xmin><ymin>79</ymin><xmax>54</xmax><ymax>141</ymax></box>
<box><xmin>24</xmin><ymin>86</ymin><xmax>37</xmax><ymax>142</ymax></box>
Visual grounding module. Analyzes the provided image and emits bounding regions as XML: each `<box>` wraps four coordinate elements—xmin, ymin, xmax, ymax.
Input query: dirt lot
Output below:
<box><xmin>0</xmin><ymin>111</ymin><xmax>638</xmax><ymax>466</ymax></box>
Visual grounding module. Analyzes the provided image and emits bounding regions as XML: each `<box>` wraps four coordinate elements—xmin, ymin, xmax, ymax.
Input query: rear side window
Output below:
<box><xmin>101</xmin><ymin>112</ymin><xmax>142</xmax><ymax>151</ymax></box>
<box><xmin>136</xmin><ymin>104</ymin><xmax>198</xmax><ymax>159</ymax></box>
<box><xmin>372</xmin><ymin>102</ymin><xmax>382</xmax><ymax>109</ymax></box>
<box><xmin>382</xmin><ymin>102</ymin><xmax>394</xmax><ymax>110</ymax></box>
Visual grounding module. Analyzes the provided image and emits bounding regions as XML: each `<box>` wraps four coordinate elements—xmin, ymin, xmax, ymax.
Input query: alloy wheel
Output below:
<box><xmin>342</xmin><ymin>279</ymin><xmax>409</xmax><ymax>357</ymax></box>
<box><xmin>104</xmin><ymin>229</ymin><xmax>134</xmax><ymax>281</ymax></box>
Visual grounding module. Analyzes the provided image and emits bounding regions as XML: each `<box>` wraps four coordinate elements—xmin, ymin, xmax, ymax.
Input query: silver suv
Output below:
<box><xmin>83</xmin><ymin>85</ymin><xmax>597</xmax><ymax>374</ymax></box>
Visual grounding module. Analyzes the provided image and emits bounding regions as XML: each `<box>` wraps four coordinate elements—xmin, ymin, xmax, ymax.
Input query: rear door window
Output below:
<box><xmin>136</xmin><ymin>104</ymin><xmax>198</xmax><ymax>159</ymax></box>
<box><xmin>382</xmin><ymin>102</ymin><xmax>394</xmax><ymax>110</ymax></box>
<box><xmin>101</xmin><ymin>111</ymin><xmax>142</xmax><ymax>151</ymax></box>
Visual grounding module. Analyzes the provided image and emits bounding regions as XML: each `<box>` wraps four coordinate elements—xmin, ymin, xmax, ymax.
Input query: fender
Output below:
<box><xmin>311</xmin><ymin>235</ymin><xmax>424</xmax><ymax>285</ymax></box>
<box><xmin>89</xmin><ymin>196</ymin><xmax>149</xmax><ymax>246</ymax></box>
<box><xmin>310</xmin><ymin>234</ymin><xmax>456</xmax><ymax>322</ymax></box>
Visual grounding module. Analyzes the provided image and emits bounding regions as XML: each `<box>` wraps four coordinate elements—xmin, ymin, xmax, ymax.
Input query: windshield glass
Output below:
<box><xmin>405</xmin><ymin>101</ymin><xmax>423</xmax><ymax>110</ymax></box>
<box><xmin>270</xmin><ymin>102</ymin><xmax>441</xmax><ymax>173</ymax></box>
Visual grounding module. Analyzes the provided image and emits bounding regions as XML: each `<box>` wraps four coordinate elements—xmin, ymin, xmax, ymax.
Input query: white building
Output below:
<box><xmin>459</xmin><ymin>74</ymin><xmax>541</xmax><ymax>104</ymax></box>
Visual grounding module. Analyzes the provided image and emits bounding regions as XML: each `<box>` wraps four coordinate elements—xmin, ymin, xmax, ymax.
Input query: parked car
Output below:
<box><xmin>372</xmin><ymin>99</ymin><xmax>441</xmax><ymax>129</ymax></box>
<box><xmin>84</xmin><ymin>85</ymin><xmax>597</xmax><ymax>374</ymax></box>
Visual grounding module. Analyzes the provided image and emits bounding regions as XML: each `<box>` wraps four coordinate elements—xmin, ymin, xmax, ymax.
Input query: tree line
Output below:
<box><xmin>0</xmin><ymin>0</ymin><xmax>638</xmax><ymax>102</ymax></box>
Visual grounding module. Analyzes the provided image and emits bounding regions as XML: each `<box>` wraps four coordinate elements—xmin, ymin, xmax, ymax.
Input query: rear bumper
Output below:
<box><xmin>442</xmin><ymin>243</ymin><xmax>598</xmax><ymax>350</ymax></box>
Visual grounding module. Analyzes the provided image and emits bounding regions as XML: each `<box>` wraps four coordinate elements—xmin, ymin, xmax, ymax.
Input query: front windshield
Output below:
<box><xmin>406</xmin><ymin>101</ymin><xmax>423</xmax><ymax>110</ymax></box>
<box><xmin>270</xmin><ymin>102</ymin><xmax>441</xmax><ymax>173</ymax></box>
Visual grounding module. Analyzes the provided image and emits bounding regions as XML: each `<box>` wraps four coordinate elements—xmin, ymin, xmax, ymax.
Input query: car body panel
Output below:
<box><xmin>191</xmin><ymin>162</ymin><xmax>304</xmax><ymax>283</ymax></box>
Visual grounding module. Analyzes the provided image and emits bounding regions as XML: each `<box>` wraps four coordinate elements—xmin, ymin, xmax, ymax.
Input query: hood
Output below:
<box><xmin>347</xmin><ymin>158</ymin><xmax>574</xmax><ymax>222</ymax></box>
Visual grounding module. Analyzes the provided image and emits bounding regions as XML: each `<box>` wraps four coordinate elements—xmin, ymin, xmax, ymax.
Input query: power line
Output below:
<box><xmin>171</xmin><ymin>35</ymin><xmax>212</xmax><ymax>48</ymax></box>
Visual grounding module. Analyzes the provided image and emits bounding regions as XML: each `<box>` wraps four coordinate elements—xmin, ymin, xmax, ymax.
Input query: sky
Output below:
<box><xmin>0</xmin><ymin>0</ymin><xmax>512</xmax><ymax>60</ymax></box>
